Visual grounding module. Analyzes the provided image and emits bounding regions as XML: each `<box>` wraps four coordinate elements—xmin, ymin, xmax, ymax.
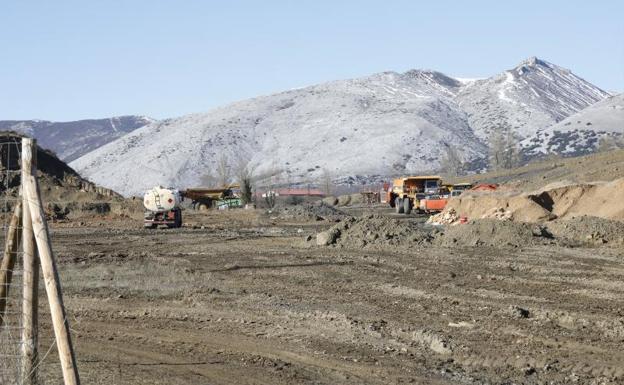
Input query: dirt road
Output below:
<box><xmin>27</xmin><ymin>209</ymin><xmax>624</xmax><ymax>384</ymax></box>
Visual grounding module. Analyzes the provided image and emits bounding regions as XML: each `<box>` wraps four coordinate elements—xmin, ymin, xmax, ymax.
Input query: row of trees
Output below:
<box><xmin>200</xmin><ymin>154</ymin><xmax>336</xmax><ymax>205</ymax></box>
<box><xmin>443</xmin><ymin>129</ymin><xmax>624</xmax><ymax>177</ymax></box>
<box><xmin>441</xmin><ymin>127</ymin><xmax>522</xmax><ymax>176</ymax></box>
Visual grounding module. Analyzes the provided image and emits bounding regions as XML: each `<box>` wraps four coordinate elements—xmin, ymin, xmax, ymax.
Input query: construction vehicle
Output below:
<box><xmin>419</xmin><ymin>182</ymin><xmax>474</xmax><ymax>213</ymax></box>
<box><xmin>143</xmin><ymin>186</ymin><xmax>183</xmax><ymax>228</ymax></box>
<box><xmin>183</xmin><ymin>187</ymin><xmax>241</xmax><ymax>210</ymax></box>
<box><xmin>387</xmin><ymin>176</ymin><xmax>442</xmax><ymax>214</ymax></box>
<box><xmin>449</xmin><ymin>183</ymin><xmax>472</xmax><ymax>196</ymax></box>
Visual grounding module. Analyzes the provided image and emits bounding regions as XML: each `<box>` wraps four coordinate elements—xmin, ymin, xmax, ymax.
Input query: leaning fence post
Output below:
<box><xmin>0</xmin><ymin>201</ymin><xmax>22</xmax><ymax>328</ymax></box>
<box><xmin>23</xmin><ymin>147</ymin><xmax>80</xmax><ymax>385</ymax></box>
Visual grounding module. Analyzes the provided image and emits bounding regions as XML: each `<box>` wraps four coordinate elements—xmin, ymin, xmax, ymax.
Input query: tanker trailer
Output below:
<box><xmin>143</xmin><ymin>186</ymin><xmax>183</xmax><ymax>228</ymax></box>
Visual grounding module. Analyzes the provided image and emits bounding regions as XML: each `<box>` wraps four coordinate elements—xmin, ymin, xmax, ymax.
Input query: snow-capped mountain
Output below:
<box><xmin>69</xmin><ymin>58</ymin><xmax>614</xmax><ymax>196</ymax></box>
<box><xmin>70</xmin><ymin>71</ymin><xmax>486</xmax><ymax>196</ymax></box>
<box><xmin>456</xmin><ymin>57</ymin><xmax>610</xmax><ymax>140</ymax></box>
<box><xmin>523</xmin><ymin>93</ymin><xmax>624</xmax><ymax>156</ymax></box>
<box><xmin>0</xmin><ymin>115</ymin><xmax>154</xmax><ymax>161</ymax></box>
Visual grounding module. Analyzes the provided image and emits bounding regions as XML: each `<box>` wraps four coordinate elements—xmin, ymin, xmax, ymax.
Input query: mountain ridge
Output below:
<box><xmin>0</xmin><ymin>115</ymin><xmax>154</xmax><ymax>161</ymax></box>
<box><xmin>67</xmin><ymin>57</ymin><xmax>616</xmax><ymax>196</ymax></box>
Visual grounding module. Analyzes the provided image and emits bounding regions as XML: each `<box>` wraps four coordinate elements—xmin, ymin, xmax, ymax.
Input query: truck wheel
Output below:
<box><xmin>395</xmin><ymin>197</ymin><xmax>404</xmax><ymax>214</ymax></box>
<box><xmin>175</xmin><ymin>209</ymin><xmax>182</xmax><ymax>228</ymax></box>
<box><xmin>403</xmin><ymin>198</ymin><xmax>412</xmax><ymax>215</ymax></box>
<box><xmin>144</xmin><ymin>223</ymin><xmax>156</xmax><ymax>229</ymax></box>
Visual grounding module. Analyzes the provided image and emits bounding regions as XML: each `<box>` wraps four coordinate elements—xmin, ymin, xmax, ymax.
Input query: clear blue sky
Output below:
<box><xmin>1</xmin><ymin>0</ymin><xmax>622</xmax><ymax>121</ymax></box>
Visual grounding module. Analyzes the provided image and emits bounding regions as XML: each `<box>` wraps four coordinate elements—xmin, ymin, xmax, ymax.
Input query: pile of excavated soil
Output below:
<box><xmin>316</xmin><ymin>215</ymin><xmax>624</xmax><ymax>249</ymax></box>
<box><xmin>441</xmin><ymin>178</ymin><xmax>624</xmax><ymax>223</ymax></box>
<box><xmin>316</xmin><ymin>215</ymin><xmax>436</xmax><ymax>248</ymax></box>
<box><xmin>322</xmin><ymin>193</ymin><xmax>364</xmax><ymax>207</ymax></box>
<box><xmin>546</xmin><ymin>216</ymin><xmax>624</xmax><ymax>246</ymax></box>
<box><xmin>271</xmin><ymin>202</ymin><xmax>346</xmax><ymax>221</ymax></box>
<box><xmin>443</xmin><ymin>191</ymin><xmax>555</xmax><ymax>223</ymax></box>
<box><xmin>434</xmin><ymin>220</ymin><xmax>554</xmax><ymax>247</ymax></box>
<box><xmin>0</xmin><ymin>133</ymin><xmax>136</xmax><ymax>220</ymax></box>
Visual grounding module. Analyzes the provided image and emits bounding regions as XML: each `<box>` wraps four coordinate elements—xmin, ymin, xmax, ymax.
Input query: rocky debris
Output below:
<box><xmin>315</xmin><ymin>212</ymin><xmax>622</xmax><ymax>250</ymax></box>
<box><xmin>427</xmin><ymin>208</ymin><xmax>461</xmax><ymax>225</ymax></box>
<box><xmin>316</xmin><ymin>228</ymin><xmax>341</xmax><ymax>246</ymax></box>
<box><xmin>480</xmin><ymin>207</ymin><xmax>513</xmax><ymax>221</ymax></box>
<box><xmin>319</xmin><ymin>215</ymin><xmax>436</xmax><ymax>249</ymax></box>
<box><xmin>272</xmin><ymin>202</ymin><xmax>346</xmax><ymax>222</ymax></box>
<box><xmin>434</xmin><ymin>220</ymin><xmax>554</xmax><ymax>247</ymax></box>
<box><xmin>322</xmin><ymin>194</ymin><xmax>365</xmax><ymax>207</ymax></box>
<box><xmin>546</xmin><ymin>216</ymin><xmax>624</xmax><ymax>246</ymax></box>
<box><xmin>509</xmin><ymin>305</ymin><xmax>530</xmax><ymax>319</ymax></box>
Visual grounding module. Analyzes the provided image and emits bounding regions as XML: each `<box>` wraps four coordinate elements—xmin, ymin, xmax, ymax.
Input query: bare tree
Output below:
<box><xmin>598</xmin><ymin>135</ymin><xmax>624</xmax><ymax>152</ymax></box>
<box><xmin>235</xmin><ymin>157</ymin><xmax>255</xmax><ymax>204</ymax></box>
<box><xmin>199</xmin><ymin>172</ymin><xmax>218</xmax><ymax>187</ymax></box>
<box><xmin>319</xmin><ymin>168</ymin><xmax>334</xmax><ymax>196</ymax></box>
<box><xmin>489</xmin><ymin>127</ymin><xmax>522</xmax><ymax>170</ymax></box>
<box><xmin>216</xmin><ymin>154</ymin><xmax>231</xmax><ymax>187</ymax></box>
<box><xmin>254</xmin><ymin>162</ymin><xmax>282</xmax><ymax>209</ymax></box>
<box><xmin>440</xmin><ymin>145</ymin><xmax>462</xmax><ymax>176</ymax></box>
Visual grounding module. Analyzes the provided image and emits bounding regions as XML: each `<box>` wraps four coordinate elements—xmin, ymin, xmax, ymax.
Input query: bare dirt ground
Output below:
<box><xmin>23</xmin><ymin>207</ymin><xmax>624</xmax><ymax>385</ymax></box>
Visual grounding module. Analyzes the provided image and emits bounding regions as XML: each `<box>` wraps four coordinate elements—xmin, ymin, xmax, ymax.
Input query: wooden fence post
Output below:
<box><xmin>23</xmin><ymin>160</ymin><xmax>80</xmax><ymax>384</ymax></box>
<box><xmin>0</xmin><ymin>201</ymin><xmax>22</xmax><ymax>328</ymax></box>
<box><xmin>21</xmin><ymin>137</ymin><xmax>39</xmax><ymax>385</ymax></box>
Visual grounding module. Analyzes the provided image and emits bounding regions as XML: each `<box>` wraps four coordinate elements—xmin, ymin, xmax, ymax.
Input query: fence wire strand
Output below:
<box><xmin>1</xmin><ymin>138</ymin><xmax>25</xmax><ymax>384</ymax></box>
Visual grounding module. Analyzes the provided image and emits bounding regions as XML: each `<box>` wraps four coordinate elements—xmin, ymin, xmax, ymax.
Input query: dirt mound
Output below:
<box><xmin>546</xmin><ymin>216</ymin><xmax>624</xmax><ymax>246</ymax></box>
<box><xmin>272</xmin><ymin>202</ymin><xmax>346</xmax><ymax>221</ymax></box>
<box><xmin>316</xmin><ymin>215</ymin><xmax>435</xmax><ymax>248</ymax></box>
<box><xmin>444</xmin><ymin>191</ymin><xmax>555</xmax><ymax>223</ymax></box>
<box><xmin>0</xmin><ymin>133</ymin><xmax>132</xmax><ymax>220</ymax></box>
<box><xmin>322</xmin><ymin>193</ymin><xmax>364</xmax><ymax>207</ymax></box>
<box><xmin>434</xmin><ymin>220</ymin><xmax>554</xmax><ymax>247</ymax></box>
<box><xmin>0</xmin><ymin>133</ymin><xmax>120</xmax><ymax>198</ymax></box>
<box><xmin>441</xmin><ymin>178</ymin><xmax>624</xmax><ymax>223</ymax></box>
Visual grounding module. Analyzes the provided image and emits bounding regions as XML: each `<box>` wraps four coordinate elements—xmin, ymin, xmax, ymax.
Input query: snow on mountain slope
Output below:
<box><xmin>70</xmin><ymin>71</ymin><xmax>486</xmax><ymax>196</ymax></box>
<box><xmin>0</xmin><ymin>115</ymin><xmax>154</xmax><ymax>161</ymax></box>
<box><xmin>522</xmin><ymin>93</ymin><xmax>624</xmax><ymax>156</ymax></box>
<box><xmin>456</xmin><ymin>57</ymin><xmax>610</xmax><ymax>140</ymax></box>
<box><xmin>70</xmin><ymin>57</ymin><xmax>613</xmax><ymax>196</ymax></box>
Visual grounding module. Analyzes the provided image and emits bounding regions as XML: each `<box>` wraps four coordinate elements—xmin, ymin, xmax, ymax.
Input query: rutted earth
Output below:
<box><xmin>22</xmin><ymin>208</ymin><xmax>624</xmax><ymax>384</ymax></box>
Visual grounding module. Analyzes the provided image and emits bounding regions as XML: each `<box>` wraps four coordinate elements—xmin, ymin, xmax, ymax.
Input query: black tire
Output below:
<box><xmin>395</xmin><ymin>197</ymin><xmax>404</xmax><ymax>214</ymax></box>
<box><xmin>175</xmin><ymin>209</ymin><xmax>182</xmax><ymax>228</ymax></box>
<box><xmin>389</xmin><ymin>194</ymin><xmax>396</xmax><ymax>208</ymax></box>
<box><xmin>403</xmin><ymin>198</ymin><xmax>412</xmax><ymax>215</ymax></box>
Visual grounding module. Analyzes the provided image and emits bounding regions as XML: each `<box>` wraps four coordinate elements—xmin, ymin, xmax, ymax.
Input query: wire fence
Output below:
<box><xmin>0</xmin><ymin>137</ymin><xmax>26</xmax><ymax>384</ymax></box>
<box><xmin>0</xmin><ymin>138</ymin><xmax>64</xmax><ymax>385</ymax></box>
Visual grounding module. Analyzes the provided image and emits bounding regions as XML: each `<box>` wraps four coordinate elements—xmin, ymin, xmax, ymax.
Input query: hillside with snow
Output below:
<box><xmin>456</xmin><ymin>57</ymin><xmax>610</xmax><ymax>140</ymax></box>
<box><xmin>0</xmin><ymin>115</ymin><xmax>154</xmax><ymax>161</ymax></box>
<box><xmin>523</xmin><ymin>93</ymin><xmax>624</xmax><ymax>156</ymax></box>
<box><xmin>70</xmin><ymin>58</ymin><xmax>615</xmax><ymax>196</ymax></box>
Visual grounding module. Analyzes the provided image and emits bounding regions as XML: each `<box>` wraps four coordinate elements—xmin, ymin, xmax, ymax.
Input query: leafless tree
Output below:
<box><xmin>235</xmin><ymin>157</ymin><xmax>255</xmax><ymax>204</ymax></box>
<box><xmin>199</xmin><ymin>172</ymin><xmax>218</xmax><ymax>187</ymax></box>
<box><xmin>440</xmin><ymin>145</ymin><xmax>462</xmax><ymax>176</ymax></box>
<box><xmin>254</xmin><ymin>162</ymin><xmax>282</xmax><ymax>209</ymax></box>
<box><xmin>216</xmin><ymin>154</ymin><xmax>231</xmax><ymax>187</ymax></box>
<box><xmin>489</xmin><ymin>127</ymin><xmax>522</xmax><ymax>170</ymax></box>
<box><xmin>319</xmin><ymin>168</ymin><xmax>334</xmax><ymax>196</ymax></box>
<box><xmin>598</xmin><ymin>135</ymin><xmax>624</xmax><ymax>152</ymax></box>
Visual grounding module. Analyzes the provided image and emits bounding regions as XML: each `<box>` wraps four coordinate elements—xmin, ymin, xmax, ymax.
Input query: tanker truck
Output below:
<box><xmin>143</xmin><ymin>186</ymin><xmax>183</xmax><ymax>228</ymax></box>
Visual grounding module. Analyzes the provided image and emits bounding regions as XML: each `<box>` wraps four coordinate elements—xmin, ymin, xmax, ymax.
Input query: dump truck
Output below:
<box><xmin>183</xmin><ymin>186</ymin><xmax>241</xmax><ymax>210</ymax></box>
<box><xmin>419</xmin><ymin>182</ymin><xmax>474</xmax><ymax>213</ymax></box>
<box><xmin>387</xmin><ymin>176</ymin><xmax>442</xmax><ymax>214</ymax></box>
<box><xmin>143</xmin><ymin>186</ymin><xmax>183</xmax><ymax>228</ymax></box>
